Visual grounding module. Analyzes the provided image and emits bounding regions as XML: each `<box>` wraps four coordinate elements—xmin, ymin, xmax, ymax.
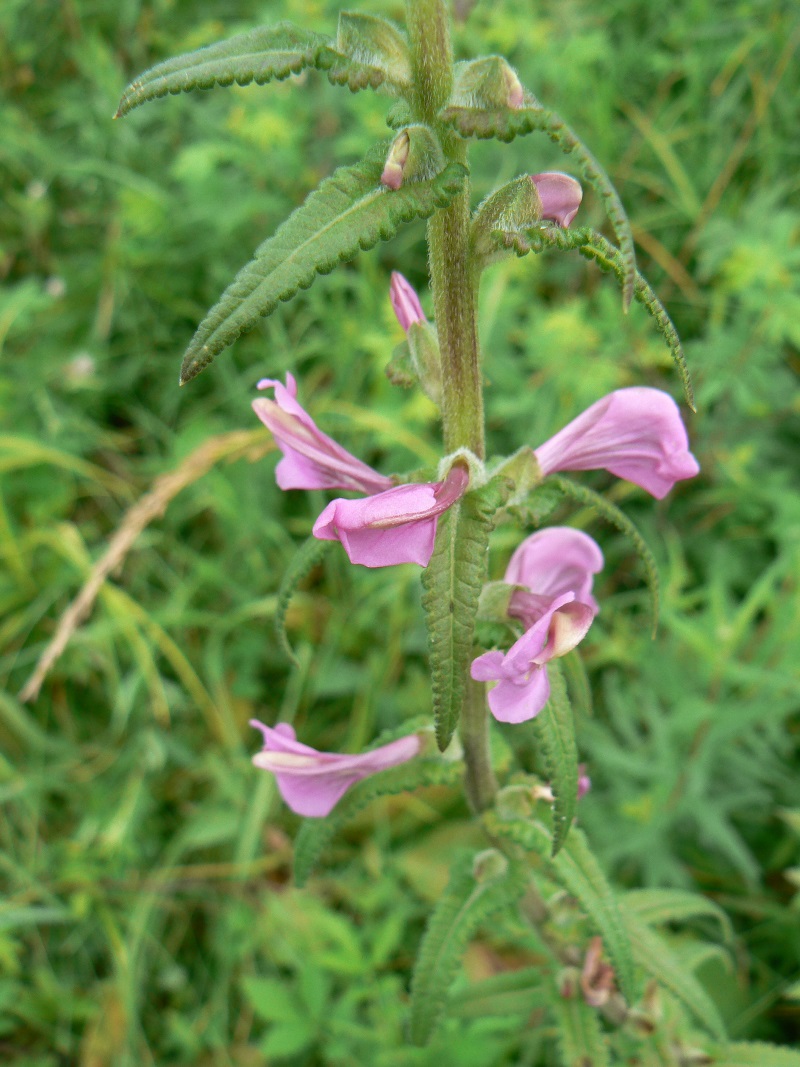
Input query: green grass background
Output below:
<box><xmin>1</xmin><ymin>0</ymin><xmax>799</xmax><ymax>1062</ymax></box>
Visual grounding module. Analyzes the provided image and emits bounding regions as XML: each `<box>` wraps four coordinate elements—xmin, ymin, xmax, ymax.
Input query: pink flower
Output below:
<box><xmin>534</xmin><ymin>387</ymin><xmax>700</xmax><ymax>499</ymax></box>
<box><xmin>313</xmin><ymin>463</ymin><xmax>469</xmax><ymax>568</ymax></box>
<box><xmin>390</xmin><ymin>272</ymin><xmax>426</xmax><ymax>332</ymax></box>
<box><xmin>471</xmin><ymin>527</ymin><xmax>602</xmax><ymax>724</ymax></box>
<box><xmin>251</xmin><ymin>721</ymin><xmax>421</xmax><ymax>817</ymax></box>
<box><xmin>578</xmin><ymin>764</ymin><xmax>592</xmax><ymax>799</ymax></box>
<box><xmin>252</xmin><ymin>374</ymin><xmax>392</xmax><ymax>493</ymax></box>
<box><xmin>531</xmin><ymin>172</ymin><xmax>583</xmax><ymax>228</ymax></box>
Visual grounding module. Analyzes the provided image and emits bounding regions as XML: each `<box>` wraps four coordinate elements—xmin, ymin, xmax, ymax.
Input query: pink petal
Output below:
<box><xmin>534</xmin><ymin>387</ymin><xmax>700</xmax><ymax>499</ymax></box>
<box><xmin>250</xmin><ymin>720</ymin><xmax>421</xmax><ymax>817</ymax></box>
<box><xmin>312</xmin><ymin>466</ymin><xmax>469</xmax><ymax>569</ymax></box>
<box><xmin>505</xmin><ymin>527</ymin><xmax>603</xmax><ymax>613</ymax></box>
<box><xmin>533</xmin><ymin>600</ymin><xmax>595</xmax><ymax>663</ymax></box>
<box><xmin>253</xmin><ymin>376</ymin><xmax>392</xmax><ymax>494</ymax></box>
<box><xmin>487</xmin><ymin>668</ymin><xmax>551</xmax><ymax>724</ymax></box>
<box><xmin>390</xmin><ymin>272</ymin><xmax>426</xmax><ymax>332</ymax></box>
<box><xmin>531</xmin><ymin>172</ymin><xmax>583</xmax><ymax>228</ymax></box>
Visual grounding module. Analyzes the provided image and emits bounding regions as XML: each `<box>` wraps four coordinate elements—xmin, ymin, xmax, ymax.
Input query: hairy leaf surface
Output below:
<box><xmin>448</xmin><ymin>966</ymin><xmax>547</xmax><ymax>1019</ymax></box>
<box><xmin>116</xmin><ymin>24</ymin><xmax>333</xmax><ymax>117</ymax></box>
<box><xmin>532</xmin><ymin>661</ymin><xmax>578</xmax><ymax>856</ymax></box>
<box><xmin>181</xmin><ymin>151</ymin><xmax>467</xmax><ymax>382</ymax></box>
<box><xmin>275</xmin><ymin>537</ymin><xmax>332</xmax><ymax>665</ymax></box>
<box><xmin>441</xmin><ymin>103</ymin><xmax>636</xmax><ymax>307</ymax></box>
<box><xmin>624</xmin><ymin>888</ymin><xmax>733</xmax><ymax>942</ymax></box>
<box><xmin>553</xmin><ymin>992</ymin><xmax>611</xmax><ymax>1067</ymax></box>
<box><xmin>409</xmin><ymin>850</ymin><xmax>526</xmax><ymax>1044</ymax></box>
<box><xmin>710</xmin><ymin>1043</ymin><xmax>800</xmax><ymax>1066</ymax></box>
<box><xmin>421</xmin><ymin>477</ymin><xmax>511</xmax><ymax>751</ymax></box>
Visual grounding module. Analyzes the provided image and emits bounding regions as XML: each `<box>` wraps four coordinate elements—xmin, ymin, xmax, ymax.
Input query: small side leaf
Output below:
<box><xmin>549</xmin><ymin>475</ymin><xmax>660</xmax><ymax>637</ymax></box>
<box><xmin>531</xmin><ymin>662</ymin><xmax>578</xmax><ymax>856</ymax></box>
<box><xmin>553</xmin><ymin>991</ymin><xmax>610</xmax><ymax>1067</ymax></box>
<box><xmin>116</xmin><ymin>23</ymin><xmax>332</xmax><ymax>117</ymax></box>
<box><xmin>495</xmin><ymin>224</ymin><xmax>694</xmax><ymax>409</ymax></box>
<box><xmin>626</xmin><ymin>918</ymin><xmax>726</xmax><ymax>1038</ymax></box>
<box><xmin>421</xmin><ymin>476</ymin><xmax>512</xmax><ymax>751</ymax></box>
<box><xmin>409</xmin><ymin>850</ymin><xmax>526</xmax><ymax>1045</ymax></box>
<box><xmin>329</xmin><ymin>12</ymin><xmax>411</xmax><ymax>94</ymax></box>
<box><xmin>275</xmin><ymin>537</ymin><xmax>332</xmax><ymax>665</ymax></box>
<box><xmin>484</xmin><ymin>814</ymin><xmax>636</xmax><ymax>1005</ymax></box>
<box><xmin>710</xmin><ymin>1043</ymin><xmax>800</xmax><ymax>1067</ymax></box>
<box><xmin>293</xmin><ymin>755</ymin><xmax>462</xmax><ymax>887</ymax></box>
<box><xmin>180</xmin><ymin>148</ymin><xmax>467</xmax><ymax>382</ymax></box>
<box><xmin>440</xmin><ymin>103</ymin><xmax>636</xmax><ymax>308</ymax></box>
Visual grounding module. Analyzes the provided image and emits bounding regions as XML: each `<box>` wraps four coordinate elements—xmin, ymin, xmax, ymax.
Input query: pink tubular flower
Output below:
<box><xmin>390</xmin><ymin>271</ymin><xmax>426</xmax><ymax>332</ymax></box>
<box><xmin>253</xmin><ymin>374</ymin><xmax>392</xmax><ymax>494</ymax></box>
<box><xmin>534</xmin><ymin>387</ymin><xmax>700</xmax><ymax>499</ymax></box>
<box><xmin>531</xmin><ymin>172</ymin><xmax>583</xmax><ymax>228</ymax></box>
<box><xmin>471</xmin><ymin>526</ymin><xmax>602</xmax><ymax>724</ymax></box>
<box><xmin>313</xmin><ymin>463</ymin><xmax>469</xmax><ymax>568</ymax></box>
<box><xmin>250</xmin><ymin>721</ymin><xmax>421</xmax><ymax>817</ymax></box>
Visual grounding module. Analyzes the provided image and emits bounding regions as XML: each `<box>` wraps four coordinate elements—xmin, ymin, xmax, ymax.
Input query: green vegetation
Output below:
<box><xmin>1</xmin><ymin>0</ymin><xmax>798</xmax><ymax>1063</ymax></box>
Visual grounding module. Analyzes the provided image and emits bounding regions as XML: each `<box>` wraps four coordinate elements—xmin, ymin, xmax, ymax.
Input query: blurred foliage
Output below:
<box><xmin>1</xmin><ymin>0</ymin><xmax>799</xmax><ymax>1063</ymax></box>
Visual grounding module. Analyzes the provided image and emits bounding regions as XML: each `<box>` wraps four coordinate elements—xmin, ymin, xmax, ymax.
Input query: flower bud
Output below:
<box><xmin>390</xmin><ymin>272</ymin><xmax>425</xmax><ymax>331</ymax></box>
<box><xmin>381</xmin><ymin>130</ymin><xmax>410</xmax><ymax>190</ymax></box>
<box><xmin>530</xmin><ymin>172</ymin><xmax>583</xmax><ymax>228</ymax></box>
<box><xmin>472</xmin><ymin>848</ymin><xmax>508</xmax><ymax>883</ymax></box>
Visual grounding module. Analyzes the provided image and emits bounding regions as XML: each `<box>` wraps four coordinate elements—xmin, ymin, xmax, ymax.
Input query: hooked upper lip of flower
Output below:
<box><xmin>250</xmin><ymin>720</ymin><xmax>421</xmax><ymax>817</ymax></box>
<box><xmin>530</xmin><ymin>172</ymin><xmax>583</xmax><ymax>228</ymax></box>
<box><xmin>534</xmin><ymin>386</ymin><xmax>700</xmax><ymax>499</ymax></box>
<box><xmin>471</xmin><ymin>526</ymin><xmax>603</xmax><ymax>724</ymax></box>
<box><xmin>390</xmin><ymin>271</ymin><xmax>426</xmax><ymax>332</ymax></box>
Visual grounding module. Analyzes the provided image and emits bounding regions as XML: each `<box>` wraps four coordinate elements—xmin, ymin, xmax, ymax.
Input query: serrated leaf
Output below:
<box><xmin>275</xmin><ymin>537</ymin><xmax>332</xmax><ymax>665</ymax></box>
<box><xmin>561</xmin><ymin>650</ymin><xmax>593</xmax><ymax>718</ymax></box>
<box><xmin>180</xmin><ymin>150</ymin><xmax>467</xmax><ymax>382</ymax></box>
<box><xmin>549</xmin><ymin>476</ymin><xmax>660</xmax><ymax>637</ymax></box>
<box><xmin>495</xmin><ymin>224</ymin><xmax>694</xmax><ymax>409</ymax></box>
<box><xmin>409</xmin><ymin>851</ymin><xmax>527</xmax><ymax>1045</ymax></box>
<box><xmin>553</xmin><ymin>992</ymin><xmax>610</xmax><ymax>1067</ymax></box>
<box><xmin>116</xmin><ymin>23</ymin><xmax>332</xmax><ymax>117</ymax></box>
<box><xmin>440</xmin><ymin>104</ymin><xmax>636</xmax><ymax>308</ymax></box>
<box><xmin>421</xmin><ymin>477</ymin><xmax>512</xmax><ymax>751</ymax></box>
<box><xmin>448</xmin><ymin>966</ymin><xmax>547</xmax><ymax>1018</ymax></box>
<box><xmin>624</xmin><ymin>888</ymin><xmax>733</xmax><ymax>943</ymax></box>
<box><xmin>331</xmin><ymin>12</ymin><xmax>411</xmax><ymax>93</ymax></box>
<box><xmin>293</xmin><ymin>755</ymin><xmax>462</xmax><ymax>887</ymax></box>
<box><xmin>484</xmin><ymin>814</ymin><xmax>636</xmax><ymax>1005</ymax></box>
<box><xmin>710</xmin><ymin>1042</ymin><xmax>800</xmax><ymax>1067</ymax></box>
<box><xmin>532</xmin><ymin>662</ymin><xmax>578</xmax><ymax>856</ymax></box>
<box><xmin>626</xmin><ymin>918</ymin><xmax>726</xmax><ymax>1038</ymax></box>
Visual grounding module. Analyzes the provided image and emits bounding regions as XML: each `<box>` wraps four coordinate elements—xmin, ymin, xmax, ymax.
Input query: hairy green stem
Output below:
<box><xmin>407</xmin><ymin>0</ymin><xmax>492</xmax><ymax>808</ymax></box>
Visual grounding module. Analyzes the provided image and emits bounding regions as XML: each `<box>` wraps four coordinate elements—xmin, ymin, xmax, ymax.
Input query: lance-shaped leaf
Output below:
<box><xmin>115</xmin><ymin>23</ymin><xmax>333</xmax><ymax>117</ymax></box>
<box><xmin>421</xmin><ymin>476</ymin><xmax>512</xmax><ymax>751</ymax></box>
<box><xmin>531</xmin><ymin>661</ymin><xmax>578</xmax><ymax>856</ymax></box>
<box><xmin>180</xmin><ymin>149</ymin><xmax>467</xmax><ymax>383</ymax></box>
<box><xmin>440</xmin><ymin>102</ymin><xmax>636</xmax><ymax>308</ymax></box>
<box><xmin>553</xmin><ymin>991</ymin><xmax>611</xmax><ymax>1067</ymax></box>
<box><xmin>484</xmin><ymin>813</ymin><xmax>637</xmax><ymax>1005</ymax></box>
<box><xmin>548</xmin><ymin>475</ymin><xmax>660</xmax><ymax>637</ymax></box>
<box><xmin>293</xmin><ymin>750</ymin><xmax>461</xmax><ymax>886</ymax></box>
<box><xmin>275</xmin><ymin>536</ymin><xmax>333</xmax><ymax>666</ymax></box>
<box><xmin>494</xmin><ymin>224</ymin><xmax>694</xmax><ymax>409</ymax></box>
<box><xmin>623</xmin><ymin>888</ymin><xmax>733</xmax><ymax>943</ymax></box>
<box><xmin>409</xmin><ymin>850</ymin><xmax>527</xmax><ymax>1045</ymax></box>
<box><xmin>625</xmin><ymin>918</ymin><xmax>726</xmax><ymax>1038</ymax></box>
<box><xmin>709</xmin><ymin>1043</ymin><xmax>800</xmax><ymax>1067</ymax></box>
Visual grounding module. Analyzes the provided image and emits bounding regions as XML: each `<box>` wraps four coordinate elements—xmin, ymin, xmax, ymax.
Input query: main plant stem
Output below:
<box><xmin>407</xmin><ymin>0</ymin><xmax>495</xmax><ymax>811</ymax></box>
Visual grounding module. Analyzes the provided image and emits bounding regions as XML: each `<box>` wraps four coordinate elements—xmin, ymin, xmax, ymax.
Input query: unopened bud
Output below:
<box><xmin>390</xmin><ymin>271</ymin><xmax>426</xmax><ymax>331</ymax></box>
<box><xmin>580</xmin><ymin>936</ymin><xmax>616</xmax><ymax>1008</ymax></box>
<box><xmin>503</xmin><ymin>65</ymin><xmax>524</xmax><ymax>109</ymax></box>
<box><xmin>381</xmin><ymin>130</ymin><xmax>410</xmax><ymax>190</ymax></box>
<box><xmin>472</xmin><ymin>848</ymin><xmax>508</xmax><ymax>883</ymax></box>
<box><xmin>530</xmin><ymin>172</ymin><xmax>583</xmax><ymax>228</ymax></box>
<box><xmin>578</xmin><ymin>764</ymin><xmax>591</xmax><ymax>800</ymax></box>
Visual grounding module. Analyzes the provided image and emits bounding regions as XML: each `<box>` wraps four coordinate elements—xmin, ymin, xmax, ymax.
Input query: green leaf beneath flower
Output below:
<box><xmin>532</xmin><ymin>661</ymin><xmax>578</xmax><ymax>856</ymax></box>
<box><xmin>180</xmin><ymin>148</ymin><xmax>467</xmax><ymax>383</ymax></box>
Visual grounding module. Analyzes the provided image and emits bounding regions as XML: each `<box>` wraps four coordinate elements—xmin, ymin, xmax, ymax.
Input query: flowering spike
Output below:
<box><xmin>534</xmin><ymin>387</ymin><xmax>699</xmax><ymax>499</ymax></box>
<box><xmin>251</xmin><ymin>721</ymin><xmax>421</xmax><ymax>817</ymax></box>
